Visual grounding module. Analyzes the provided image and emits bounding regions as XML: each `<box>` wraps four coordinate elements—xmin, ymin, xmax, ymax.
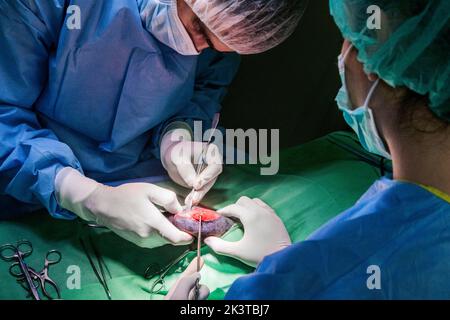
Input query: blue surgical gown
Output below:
<box><xmin>0</xmin><ymin>0</ymin><xmax>240</xmax><ymax>218</ymax></box>
<box><xmin>226</xmin><ymin>178</ymin><xmax>450</xmax><ymax>299</ymax></box>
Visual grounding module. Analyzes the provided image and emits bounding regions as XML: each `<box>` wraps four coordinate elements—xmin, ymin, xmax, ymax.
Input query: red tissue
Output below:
<box><xmin>189</xmin><ymin>206</ymin><xmax>220</xmax><ymax>222</ymax></box>
<box><xmin>167</xmin><ymin>206</ymin><xmax>234</xmax><ymax>238</ymax></box>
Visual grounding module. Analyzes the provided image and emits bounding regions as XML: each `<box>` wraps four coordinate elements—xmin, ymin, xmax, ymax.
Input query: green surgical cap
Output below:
<box><xmin>330</xmin><ymin>0</ymin><xmax>450</xmax><ymax>121</ymax></box>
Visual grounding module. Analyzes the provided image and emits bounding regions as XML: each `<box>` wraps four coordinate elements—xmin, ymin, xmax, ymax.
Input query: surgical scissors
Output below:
<box><xmin>16</xmin><ymin>250</ymin><xmax>61</xmax><ymax>300</ymax></box>
<box><xmin>145</xmin><ymin>244</ymin><xmax>196</xmax><ymax>295</ymax></box>
<box><xmin>0</xmin><ymin>240</ymin><xmax>40</xmax><ymax>300</ymax></box>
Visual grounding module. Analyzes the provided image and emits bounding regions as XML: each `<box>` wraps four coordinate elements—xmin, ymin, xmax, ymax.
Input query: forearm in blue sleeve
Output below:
<box><xmin>0</xmin><ymin>0</ymin><xmax>82</xmax><ymax>219</ymax></box>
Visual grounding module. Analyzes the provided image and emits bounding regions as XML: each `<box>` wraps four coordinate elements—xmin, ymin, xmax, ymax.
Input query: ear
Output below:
<box><xmin>368</xmin><ymin>73</ymin><xmax>379</xmax><ymax>82</ymax></box>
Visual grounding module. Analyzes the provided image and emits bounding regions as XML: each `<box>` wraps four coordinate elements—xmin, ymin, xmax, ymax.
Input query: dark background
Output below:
<box><xmin>221</xmin><ymin>0</ymin><xmax>347</xmax><ymax>149</ymax></box>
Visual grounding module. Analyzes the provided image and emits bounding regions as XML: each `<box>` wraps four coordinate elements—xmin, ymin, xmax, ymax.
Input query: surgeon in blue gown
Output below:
<box><xmin>0</xmin><ymin>0</ymin><xmax>307</xmax><ymax>248</ymax></box>
<box><xmin>168</xmin><ymin>0</ymin><xmax>450</xmax><ymax>299</ymax></box>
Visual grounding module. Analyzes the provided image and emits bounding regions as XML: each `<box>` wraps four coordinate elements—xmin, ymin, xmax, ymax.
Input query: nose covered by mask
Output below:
<box><xmin>336</xmin><ymin>45</ymin><xmax>392</xmax><ymax>160</ymax></box>
<box><xmin>138</xmin><ymin>0</ymin><xmax>199</xmax><ymax>56</ymax></box>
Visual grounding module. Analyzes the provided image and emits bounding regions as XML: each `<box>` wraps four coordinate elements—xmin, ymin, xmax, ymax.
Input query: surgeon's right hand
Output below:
<box><xmin>54</xmin><ymin>167</ymin><xmax>193</xmax><ymax>248</ymax></box>
<box><xmin>165</xmin><ymin>257</ymin><xmax>209</xmax><ymax>300</ymax></box>
<box><xmin>205</xmin><ymin>197</ymin><xmax>291</xmax><ymax>267</ymax></box>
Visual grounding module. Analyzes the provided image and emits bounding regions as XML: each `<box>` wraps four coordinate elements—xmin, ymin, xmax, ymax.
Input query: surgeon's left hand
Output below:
<box><xmin>161</xmin><ymin>128</ymin><xmax>222</xmax><ymax>205</ymax></box>
<box><xmin>165</xmin><ymin>257</ymin><xmax>210</xmax><ymax>300</ymax></box>
<box><xmin>205</xmin><ymin>197</ymin><xmax>292</xmax><ymax>267</ymax></box>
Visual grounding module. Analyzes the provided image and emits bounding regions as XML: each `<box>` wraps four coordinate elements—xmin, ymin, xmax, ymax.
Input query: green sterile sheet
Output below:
<box><xmin>0</xmin><ymin>132</ymin><xmax>384</xmax><ymax>300</ymax></box>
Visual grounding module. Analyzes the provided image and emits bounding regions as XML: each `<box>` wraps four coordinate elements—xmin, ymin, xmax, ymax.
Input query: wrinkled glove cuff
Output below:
<box><xmin>54</xmin><ymin>167</ymin><xmax>101</xmax><ymax>221</ymax></box>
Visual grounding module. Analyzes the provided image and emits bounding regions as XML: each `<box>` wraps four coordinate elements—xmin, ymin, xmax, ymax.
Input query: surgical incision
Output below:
<box><xmin>167</xmin><ymin>206</ymin><xmax>234</xmax><ymax>238</ymax></box>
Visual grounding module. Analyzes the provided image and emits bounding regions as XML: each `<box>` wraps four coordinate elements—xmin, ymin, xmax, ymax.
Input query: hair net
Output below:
<box><xmin>330</xmin><ymin>0</ymin><xmax>450</xmax><ymax>122</ymax></box>
<box><xmin>184</xmin><ymin>0</ymin><xmax>309</xmax><ymax>55</ymax></box>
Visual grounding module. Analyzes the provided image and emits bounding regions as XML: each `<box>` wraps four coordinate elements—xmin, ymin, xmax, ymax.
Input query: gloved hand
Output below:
<box><xmin>205</xmin><ymin>197</ymin><xmax>291</xmax><ymax>267</ymax></box>
<box><xmin>160</xmin><ymin>127</ymin><xmax>222</xmax><ymax>206</ymax></box>
<box><xmin>55</xmin><ymin>167</ymin><xmax>193</xmax><ymax>248</ymax></box>
<box><xmin>165</xmin><ymin>257</ymin><xmax>210</xmax><ymax>300</ymax></box>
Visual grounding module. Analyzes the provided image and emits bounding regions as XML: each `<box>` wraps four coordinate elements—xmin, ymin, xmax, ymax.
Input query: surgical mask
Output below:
<box><xmin>138</xmin><ymin>0</ymin><xmax>199</xmax><ymax>56</ymax></box>
<box><xmin>336</xmin><ymin>45</ymin><xmax>392</xmax><ymax>160</ymax></box>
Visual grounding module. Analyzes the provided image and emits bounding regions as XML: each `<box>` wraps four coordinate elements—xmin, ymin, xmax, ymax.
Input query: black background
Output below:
<box><xmin>221</xmin><ymin>0</ymin><xmax>347</xmax><ymax>148</ymax></box>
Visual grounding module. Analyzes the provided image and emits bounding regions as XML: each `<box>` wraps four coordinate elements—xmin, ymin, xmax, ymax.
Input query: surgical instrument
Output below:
<box><xmin>185</xmin><ymin>113</ymin><xmax>221</xmax><ymax>212</ymax></box>
<box><xmin>193</xmin><ymin>214</ymin><xmax>202</xmax><ymax>300</ymax></box>
<box><xmin>145</xmin><ymin>243</ymin><xmax>196</xmax><ymax>295</ymax></box>
<box><xmin>13</xmin><ymin>250</ymin><xmax>62</xmax><ymax>300</ymax></box>
<box><xmin>0</xmin><ymin>240</ymin><xmax>40</xmax><ymax>300</ymax></box>
<box><xmin>79</xmin><ymin>235</ymin><xmax>112</xmax><ymax>300</ymax></box>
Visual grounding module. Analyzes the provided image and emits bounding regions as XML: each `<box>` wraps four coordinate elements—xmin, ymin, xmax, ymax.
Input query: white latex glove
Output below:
<box><xmin>160</xmin><ymin>128</ymin><xmax>222</xmax><ymax>206</ymax></box>
<box><xmin>205</xmin><ymin>197</ymin><xmax>291</xmax><ymax>267</ymax></box>
<box><xmin>55</xmin><ymin>167</ymin><xmax>193</xmax><ymax>248</ymax></box>
<box><xmin>165</xmin><ymin>257</ymin><xmax>210</xmax><ymax>300</ymax></box>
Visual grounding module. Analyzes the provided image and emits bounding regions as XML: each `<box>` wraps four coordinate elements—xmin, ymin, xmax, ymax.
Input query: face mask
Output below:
<box><xmin>138</xmin><ymin>0</ymin><xmax>199</xmax><ymax>56</ymax></box>
<box><xmin>336</xmin><ymin>45</ymin><xmax>392</xmax><ymax>160</ymax></box>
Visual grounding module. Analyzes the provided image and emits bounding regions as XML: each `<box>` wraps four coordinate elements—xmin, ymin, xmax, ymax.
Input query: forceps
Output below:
<box><xmin>185</xmin><ymin>113</ymin><xmax>221</xmax><ymax>212</ymax></box>
<box><xmin>193</xmin><ymin>215</ymin><xmax>202</xmax><ymax>300</ymax></box>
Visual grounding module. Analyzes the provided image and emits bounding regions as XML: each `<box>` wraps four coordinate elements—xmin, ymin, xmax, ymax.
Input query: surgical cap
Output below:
<box><xmin>184</xmin><ymin>0</ymin><xmax>309</xmax><ymax>55</ymax></box>
<box><xmin>330</xmin><ymin>0</ymin><xmax>450</xmax><ymax>122</ymax></box>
